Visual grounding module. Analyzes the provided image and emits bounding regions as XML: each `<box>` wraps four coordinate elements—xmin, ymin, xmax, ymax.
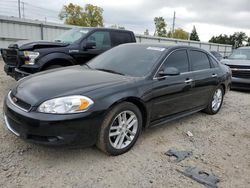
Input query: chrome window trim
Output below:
<box><xmin>8</xmin><ymin>91</ymin><xmax>30</xmax><ymax>112</ymax></box>
<box><xmin>230</xmin><ymin>68</ymin><xmax>250</xmax><ymax>71</ymax></box>
<box><xmin>153</xmin><ymin>48</ymin><xmax>189</xmax><ymax>80</ymax></box>
<box><xmin>3</xmin><ymin>113</ymin><xmax>20</xmax><ymax>136</ymax></box>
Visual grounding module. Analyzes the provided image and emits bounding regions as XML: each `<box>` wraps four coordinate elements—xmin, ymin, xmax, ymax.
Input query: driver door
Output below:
<box><xmin>150</xmin><ymin>49</ymin><xmax>196</xmax><ymax>121</ymax></box>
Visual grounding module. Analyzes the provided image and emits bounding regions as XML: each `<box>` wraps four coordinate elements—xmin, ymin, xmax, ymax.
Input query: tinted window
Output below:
<box><xmin>164</xmin><ymin>50</ymin><xmax>189</xmax><ymax>73</ymax></box>
<box><xmin>112</xmin><ymin>32</ymin><xmax>132</xmax><ymax>46</ymax></box>
<box><xmin>87</xmin><ymin>45</ymin><xmax>165</xmax><ymax>77</ymax></box>
<box><xmin>209</xmin><ymin>56</ymin><xmax>219</xmax><ymax>67</ymax></box>
<box><xmin>87</xmin><ymin>31</ymin><xmax>111</xmax><ymax>49</ymax></box>
<box><xmin>190</xmin><ymin>50</ymin><xmax>211</xmax><ymax>71</ymax></box>
<box><xmin>55</xmin><ymin>28</ymin><xmax>90</xmax><ymax>44</ymax></box>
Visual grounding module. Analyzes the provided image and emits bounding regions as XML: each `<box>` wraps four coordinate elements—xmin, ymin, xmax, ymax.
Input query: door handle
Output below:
<box><xmin>212</xmin><ymin>74</ymin><xmax>218</xmax><ymax>78</ymax></box>
<box><xmin>185</xmin><ymin>79</ymin><xmax>193</xmax><ymax>84</ymax></box>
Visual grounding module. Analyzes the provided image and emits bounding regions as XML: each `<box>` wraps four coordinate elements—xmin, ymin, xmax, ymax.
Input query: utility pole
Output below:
<box><xmin>18</xmin><ymin>0</ymin><xmax>21</xmax><ymax>18</ymax></box>
<box><xmin>22</xmin><ymin>2</ymin><xmax>25</xmax><ymax>18</ymax></box>
<box><xmin>172</xmin><ymin>11</ymin><xmax>176</xmax><ymax>38</ymax></box>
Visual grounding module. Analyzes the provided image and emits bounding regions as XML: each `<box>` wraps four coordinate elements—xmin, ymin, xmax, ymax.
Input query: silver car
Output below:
<box><xmin>221</xmin><ymin>47</ymin><xmax>250</xmax><ymax>90</ymax></box>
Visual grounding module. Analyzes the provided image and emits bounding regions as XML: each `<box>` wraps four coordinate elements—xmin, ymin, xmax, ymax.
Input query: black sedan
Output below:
<box><xmin>3</xmin><ymin>44</ymin><xmax>231</xmax><ymax>155</ymax></box>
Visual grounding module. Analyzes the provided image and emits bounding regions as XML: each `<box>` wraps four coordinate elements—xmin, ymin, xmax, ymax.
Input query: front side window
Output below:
<box><xmin>54</xmin><ymin>28</ymin><xmax>90</xmax><ymax>44</ymax></box>
<box><xmin>87</xmin><ymin>31</ymin><xmax>111</xmax><ymax>49</ymax></box>
<box><xmin>163</xmin><ymin>50</ymin><xmax>189</xmax><ymax>73</ymax></box>
<box><xmin>190</xmin><ymin>50</ymin><xmax>211</xmax><ymax>71</ymax></box>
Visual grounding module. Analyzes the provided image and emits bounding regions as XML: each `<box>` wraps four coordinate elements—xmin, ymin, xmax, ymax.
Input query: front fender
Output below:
<box><xmin>36</xmin><ymin>53</ymin><xmax>76</xmax><ymax>70</ymax></box>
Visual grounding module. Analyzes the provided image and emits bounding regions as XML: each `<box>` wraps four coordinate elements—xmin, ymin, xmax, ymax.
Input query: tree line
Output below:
<box><xmin>59</xmin><ymin>3</ymin><xmax>250</xmax><ymax>48</ymax></box>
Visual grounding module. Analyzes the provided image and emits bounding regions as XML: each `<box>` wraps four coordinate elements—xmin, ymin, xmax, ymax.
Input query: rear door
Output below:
<box><xmin>188</xmin><ymin>50</ymin><xmax>219</xmax><ymax>107</ymax></box>
<box><xmin>151</xmin><ymin>49</ymin><xmax>196</xmax><ymax>121</ymax></box>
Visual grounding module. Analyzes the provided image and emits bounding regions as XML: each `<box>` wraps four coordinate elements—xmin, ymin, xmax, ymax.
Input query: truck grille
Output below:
<box><xmin>227</xmin><ymin>65</ymin><xmax>250</xmax><ymax>79</ymax></box>
<box><xmin>1</xmin><ymin>49</ymin><xmax>18</xmax><ymax>66</ymax></box>
<box><xmin>8</xmin><ymin>91</ymin><xmax>32</xmax><ymax>112</ymax></box>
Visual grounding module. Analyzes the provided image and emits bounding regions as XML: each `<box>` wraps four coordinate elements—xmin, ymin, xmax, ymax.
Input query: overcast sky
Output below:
<box><xmin>1</xmin><ymin>0</ymin><xmax>250</xmax><ymax>41</ymax></box>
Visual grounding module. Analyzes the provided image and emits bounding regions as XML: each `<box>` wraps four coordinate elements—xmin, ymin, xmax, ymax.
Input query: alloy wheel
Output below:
<box><xmin>212</xmin><ymin>88</ymin><xmax>223</xmax><ymax>112</ymax></box>
<box><xmin>109</xmin><ymin>110</ymin><xmax>138</xmax><ymax>149</ymax></box>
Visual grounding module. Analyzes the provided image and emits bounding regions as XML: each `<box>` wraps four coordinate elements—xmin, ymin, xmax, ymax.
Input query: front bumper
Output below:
<box><xmin>4</xmin><ymin>64</ymin><xmax>31</xmax><ymax>80</ymax></box>
<box><xmin>3</xmin><ymin>96</ymin><xmax>105</xmax><ymax>146</ymax></box>
<box><xmin>231</xmin><ymin>77</ymin><xmax>250</xmax><ymax>90</ymax></box>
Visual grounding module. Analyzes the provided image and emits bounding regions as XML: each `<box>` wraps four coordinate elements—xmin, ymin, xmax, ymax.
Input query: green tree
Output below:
<box><xmin>246</xmin><ymin>37</ymin><xmax>250</xmax><ymax>46</ymax></box>
<box><xmin>230</xmin><ymin>32</ymin><xmax>248</xmax><ymax>48</ymax></box>
<box><xmin>144</xmin><ymin>29</ymin><xmax>149</xmax><ymax>35</ymax></box>
<box><xmin>209</xmin><ymin>34</ymin><xmax>232</xmax><ymax>45</ymax></box>
<box><xmin>171</xmin><ymin>28</ymin><xmax>189</xmax><ymax>40</ymax></box>
<box><xmin>59</xmin><ymin>3</ymin><xmax>104</xmax><ymax>27</ymax></box>
<box><xmin>209</xmin><ymin>32</ymin><xmax>248</xmax><ymax>48</ymax></box>
<box><xmin>154</xmin><ymin>17</ymin><xmax>167</xmax><ymax>37</ymax></box>
<box><xmin>190</xmin><ymin>26</ymin><xmax>200</xmax><ymax>41</ymax></box>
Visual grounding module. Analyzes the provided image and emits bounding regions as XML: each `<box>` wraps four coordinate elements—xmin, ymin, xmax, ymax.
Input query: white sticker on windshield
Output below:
<box><xmin>147</xmin><ymin>47</ymin><xmax>165</xmax><ymax>51</ymax></box>
<box><xmin>79</xmin><ymin>29</ymin><xmax>89</xmax><ymax>34</ymax></box>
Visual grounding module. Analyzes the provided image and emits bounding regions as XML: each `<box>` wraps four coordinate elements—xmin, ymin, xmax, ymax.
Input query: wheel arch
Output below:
<box><xmin>37</xmin><ymin>53</ymin><xmax>76</xmax><ymax>70</ymax></box>
<box><xmin>108</xmin><ymin>97</ymin><xmax>149</xmax><ymax>128</ymax></box>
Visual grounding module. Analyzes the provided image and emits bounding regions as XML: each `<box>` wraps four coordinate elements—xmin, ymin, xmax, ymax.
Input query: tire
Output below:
<box><xmin>96</xmin><ymin>102</ymin><xmax>142</xmax><ymax>156</ymax></box>
<box><xmin>204</xmin><ymin>86</ymin><xmax>224</xmax><ymax>115</ymax></box>
<box><xmin>44</xmin><ymin>64</ymin><xmax>63</xmax><ymax>70</ymax></box>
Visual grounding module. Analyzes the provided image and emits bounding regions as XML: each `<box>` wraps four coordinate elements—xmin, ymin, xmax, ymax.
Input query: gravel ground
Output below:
<box><xmin>0</xmin><ymin>60</ymin><xmax>249</xmax><ymax>188</ymax></box>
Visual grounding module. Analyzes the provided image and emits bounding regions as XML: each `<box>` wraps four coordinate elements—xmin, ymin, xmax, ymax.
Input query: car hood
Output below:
<box><xmin>8</xmin><ymin>40</ymin><xmax>69</xmax><ymax>50</ymax></box>
<box><xmin>221</xmin><ymin>59</ymin><xmax>250</xmax><ymax>67</ymax></box>
<box><xmin>12</xmin><ymin>66</ymin><xmax>132</xmax><ymax>106</ymax></box>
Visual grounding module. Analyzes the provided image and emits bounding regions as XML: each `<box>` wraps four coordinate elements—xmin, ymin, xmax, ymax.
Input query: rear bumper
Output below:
<box><xmin>3</xmin><ymin>96</ymin><xmax>105</xmax><ymax>146</ymax></box>
<box><xmin>231</xmin><ymin>77</ymin><xmax>250</xmax><ymax>90</ymax></box>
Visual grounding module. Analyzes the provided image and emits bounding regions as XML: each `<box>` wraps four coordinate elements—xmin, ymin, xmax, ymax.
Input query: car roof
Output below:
<box><xmin>237</xmin><ymin>46</ymin><xmax>250</xmax><ymax>50</ymax></box>
<box><xmin>121</xmin><ymin>43</ymin><xmax>208</xmax><ymax>52</ymax></box>
<box><xmin>72</xmin><ymin>26</ymin><xmax>133</xmax><ymax>33</ymax></box>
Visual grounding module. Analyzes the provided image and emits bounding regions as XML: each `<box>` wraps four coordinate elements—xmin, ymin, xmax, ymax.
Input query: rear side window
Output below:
<box><xmin>190</xmin><ymin>50</ymin><xmax>211</xmax><ymax>71</ymax></box>
<box><xmin>111</xmin><ymin>32</ymin><xmax>133</xmax><ymax>46</ymax></box>
<box><xmin>164</xmin><ymin>49</ymin><xmax>189</xmax><ymax>73</ymax></box>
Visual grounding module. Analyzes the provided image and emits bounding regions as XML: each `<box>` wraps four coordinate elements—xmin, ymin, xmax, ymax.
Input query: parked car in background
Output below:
<box><xmin>221</xmin><ymin>47</ymin><xmax>250</xmax><ymax>90</ymax></box>
<box><xmin>3</xmin><ymin>44</ymin><xmax>231</xmax><ymax>155</ymax></box>
<box><xmin>0</xmin><ymin>27</ymin><xmax>136</xmax><ymax>80</ymax></box>
<box><xmin>210</xmin><ymin>51</ymin><xmax>223</xmax><ymax>61</ymax></box>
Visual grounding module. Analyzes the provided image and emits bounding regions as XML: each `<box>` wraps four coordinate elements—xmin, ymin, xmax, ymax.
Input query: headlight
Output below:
<box><xmin>23</xmin><ymin>51</ymin><xmax>39</xmax><ymax>65</ymax></box>
<box><xmin>38</xmin><ymin>95</ymin><xmax>94</xmax><ymax>114</ymax></box>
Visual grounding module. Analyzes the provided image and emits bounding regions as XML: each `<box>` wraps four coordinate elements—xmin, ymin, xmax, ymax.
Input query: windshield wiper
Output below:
<box><xmin>96</xmin><ymin>68</ymin><xmax>125</xmax><ymax>76</ymax></box>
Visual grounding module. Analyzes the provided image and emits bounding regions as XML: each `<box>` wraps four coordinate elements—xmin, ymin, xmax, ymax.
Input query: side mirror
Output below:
<box><xmin>158</xmin><ymin>67</ymin><xmax>180</xmax><ymax>77</ymax></box>
<box><xmin>84</xmin><ymin>41</ymin><xmax>96</xmax><ymax>50</ymax></box>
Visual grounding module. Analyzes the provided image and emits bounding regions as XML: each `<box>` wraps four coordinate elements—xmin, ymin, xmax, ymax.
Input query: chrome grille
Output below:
<box><xmin>8</xmin><ymin>91</ymin><xmax>31</xmax><ymax>112</ymax></box>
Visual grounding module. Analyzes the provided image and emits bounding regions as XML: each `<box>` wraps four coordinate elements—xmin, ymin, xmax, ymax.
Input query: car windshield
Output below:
<box><xmin>87</xmin><ymin>45</ymin><xmax>166</xmax><ymax>77</ymax></box>
<box><xmin>228</xmin><ymin>49</ymin><xmax>250</xmax><ymax>60</ymax></box>
<box><xmin>54</xmin><ymin>28</ymin><xmax>90</xmax><ymax>44</ymax></box>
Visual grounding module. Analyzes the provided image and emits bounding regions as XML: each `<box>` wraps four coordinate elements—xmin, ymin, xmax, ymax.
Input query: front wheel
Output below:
<box><xmin>96</xmin><ymin>102</ymin><xmax>142</xmax><ymax>155</ymax></box>
<box><xmin>204</xmin><ymin>86</ymin><xmax>224</xmax><ymax>115</ymax></box>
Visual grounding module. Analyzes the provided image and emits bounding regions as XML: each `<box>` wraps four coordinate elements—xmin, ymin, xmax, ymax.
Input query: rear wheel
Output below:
<box><xmin>204</xmin><ymin>86</ymin><xmax>224</xmax><ymax>115</ymax></box>
<box><xmin>96</xmin><ymin>102</ymin><xmax>142</xmax><ymax>155</ymax></box>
